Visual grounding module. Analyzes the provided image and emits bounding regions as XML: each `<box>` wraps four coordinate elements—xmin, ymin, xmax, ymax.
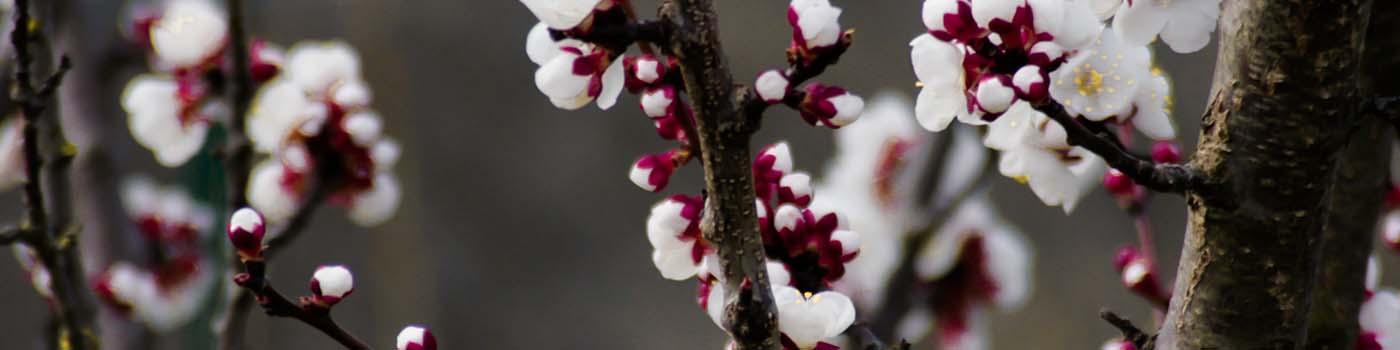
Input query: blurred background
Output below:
<box><xmin>0</xmin><ymin>0</ymin><xmax>1353</xmax><ymax>349</ymax></box>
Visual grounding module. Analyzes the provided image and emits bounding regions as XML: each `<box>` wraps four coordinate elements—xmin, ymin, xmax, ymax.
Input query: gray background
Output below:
<box><xmin>0</xmin><ymin>0</ymin><xmax>1375</xmax><ymax>349</ymax></box>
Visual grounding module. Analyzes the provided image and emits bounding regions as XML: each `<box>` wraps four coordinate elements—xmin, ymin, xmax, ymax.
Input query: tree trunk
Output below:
<box><xmin>1158</xmin><ymin>0</ymin><xmax>1372</xmax><ymax>348</ymax></box>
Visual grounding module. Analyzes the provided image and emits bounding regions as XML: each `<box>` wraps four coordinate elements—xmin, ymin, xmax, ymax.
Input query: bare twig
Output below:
<box><xmin>0</xmin><ymin>225</ymin><xmax>24</xmax><ymax>244</ymax></box>
<box><xmin>1037</xmin><ymin>102</ymin><xmax>1203</xmax><ymax>194</ymax></box>
<box><xmin>739</xmin><ymin>32</ymin><xmax>854</xmax><ymax>128</ymax></box>
<box><xmin>224</xmin><ymin>0</ymin><xmax>254</xmax><ymax>209</ymax></box>
<box><xmin>1101</xmin><ymin>309</ymin><xmax>1154</xmax><ymax>350</ymax></box>
<box><xmin>234</xmin><ymin>259</ymin><xmax>370</xmax><ymax>350</ymax></box>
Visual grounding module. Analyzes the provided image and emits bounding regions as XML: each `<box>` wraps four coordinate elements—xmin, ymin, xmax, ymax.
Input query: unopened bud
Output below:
<box><xmin>396</xmin><ymin>325</ymin><xmax>437</xmax><ymax>350</ymax></box>
<box><xmin>310</xmin><ymin>265</ymin><xmax>355</xmax><ymax>307</ymax></box>
<box><xmin>227</xmin><ymin>208</ymin><xmax>266</xmax><ymax>260</ymax></box>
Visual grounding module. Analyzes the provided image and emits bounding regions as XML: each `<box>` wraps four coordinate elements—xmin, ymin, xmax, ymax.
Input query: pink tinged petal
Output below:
<box><xmin>150</xmin><ymin>0</ymin><xmax>228</xmax><ymax>69</ymax></box>
<box><xmin>765</xmin><ymin>142</ymin><xmax>796</xmax><ymax>175</ymax></box>
<box><xmin>634</xmin><ymin>56</ymin><xmax>664</xmax><ymax>84</ymax></box>
<box><xmin>629</xmin><ymin>152</ymin><xmax>676</xmax><ymax>192</ymax></box>
<box><xmin>640</xmin><ymin>87</ymin><xmax>675</xmax><ymax>118</ymax></box>
<box><xmin>794</xmin><ymin>2</ymin><xmax>843</xmax><ymax>49</ymax></box>
<box><xmin>923</xmin><ymin>0</ymin><xmax>962</xmax><ymax>32</ymax></box>
<box><xmin>778</xmin><ymin>172</ymin><xmax>814</xmax><ymax>207</ymax></box>
<box><xmin>974</xmin><ymin>76</ymin><xmax>1016</xmax><ymax>114</ymax></box>
<box><xmin>646</xmin><ymin>199</ymin><xmax>693</xmax><ymax>250</ymax></box>
<box><xmin>123</xmin><ymin>75</ymin><xmax>208</xmax><ymax>167</ymax></box>
<box><xmin>1156</xmin><ymin>2</ymin><xmax>1218</xmax><ymax>53</ymax></box>
<box><xmin>831</xmin><ymin>230</ymin><xmax>860</xmax><ymax>256</ymax></box>
<box><xmin>596</xmin><ymin>57</ymin><xmax>627</xmax><ymax>110</ymax></box>
<box><xmin>535</xmin><ymin>52</ymin><xmax>593</xmax><ymax>109</ymax></box>
<box><xmin>1027</xmin><ymin>41</ymin><xmax>1064</xmax><ymax>66</ymax></box>
<box><xmin>227</xmin><ymin>208</ymin><xmax>266</xmax><ymax>258</ymax></box>
<box><xmin>1360</xmin><ymin>290</ymin><xmax>1400</xmax><ymax>336</ymax></box>
<box><xmin>1012</xmin><ymin>65</ymin><xmax>1047</xmax><ymax>102</ymax></box>
<box><xmin>348</xmin><ymin>173</ymin><xmax>402</xmax><ymax>227</ymax></box>
<box><xmin>756</xmin><ymin>70</ymin><xmax>791</xmax><ymax>104</ymax></box>
<box><xmin>826</xmin><ymin>93</ymin><xmax>865</xmax><ymax>127</ymax></box>
<box><xmin>526</xmin><ymin>23</ymin><xmax>560</xmax><ymax>65</ymax></box>
<box><xmin>775</xmin><ymin>204</ymin><xmax>804</xmax><ymax>233</ymax></box>
<box><xmin>1112</xmin><ymin>0</ymin><xmax>1170</xmax><ymax>47</ymax></box>
<box><xmin>396</xmin><ymin>325</ymin><xmax>437</xmax><ymax>350</ymax></box>
<box><xmin>970</xmin><ymin>0</ymin><xmax>1021</xmax><ymax>28</ymax></box>
<box><xmin>247</xmin><ymin>160</ymin><xmax>300</xmax><ymax>224</ymax></box>
<box><xmin>519</xmin><ymin>0</ymin><xmax>603</xmax><ymax>30</ymax></box>
<box><xmin>310</xmin><ymin>265</ymin><xmax>355</xmax><ymax>305</ymax></box>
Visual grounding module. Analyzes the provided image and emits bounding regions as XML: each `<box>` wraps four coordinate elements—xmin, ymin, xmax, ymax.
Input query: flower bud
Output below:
<box><xmin>788</xmin><ymin>0</ymin><xmax>844</xmax><ymax>50</ymax></box>
<box><xmin>227</xmin><ymin>208</ymin><xmax>266</xmax><ymax>260</ymax></box>
<box><xmin>1012</xmin><ymin>65</ymin><xmax>1048</xmax><ymax>102</ymax></box>
<box><xmin>1101</xmin><ymin>339</ymin><xmax>1137</xmax><ymax>350</ymax></box>
<box><xmin>778</xmin><ymin>172</ymin><xmax>813</xmax><ymax>207</ymax></box>
<box><xmin>1102</xmin><ymin>169</ymin><xmax>1136</xmax><ymax>197</ymax></box>
<box><xmin>1151</xmin><ymin>141</ymin><xmax>1182</xmax><ymax>164</ymax></box>
<box><xmin>830</xmin><ymin>229</ymin><xmax>860</xmax><ymax>257</ymax></box>
<box><xmin>640</xmin><ymin>86</ymin><xmax>676</xmax><ymax>118</ymax></box>
<box><xmin>396</xmin><ymin>325</ymin><xmax>437</xmax><ymax>350</ymax></box>
<box><xmin>633</xmin><ymin>55</ymin><xmax>665</xmax><ymax>85</ymax></box>
<box><xmin>1384</xmin><ymin>210</ymin><xmax>1400</xmax><ymax>252</ymax></box>
<box><xmin>974</xmin><ymin>75</ymin><xmax>1015</xmax><ymax>114</ymax></box>
<box><xmin>756</xmin><ymin>70</ymin><xmax>790</xmax><ymax>104</ymax></box>
<box><xmin>1114</xmin><ymin>246</ymin><xmax>1168</xmax><ymax>307</ymax></box>
<box><xmin>249</xmin><ymin>40</ymin><xmax>284</xmax><ymax>83</ymax></box>
<box><xmin>799</xmin><ymin>84</ymin><xmax>864</xmax><ymax>128</ymax></box>
<box><xmin>310</xmin><ymin>265</ymin><xmax>355</xmax><ymax>307</ymax></box>
<box><xmin>629</xmin><ymin>151</ymin><xmax>678</xmax><ymax>192</ymax></box>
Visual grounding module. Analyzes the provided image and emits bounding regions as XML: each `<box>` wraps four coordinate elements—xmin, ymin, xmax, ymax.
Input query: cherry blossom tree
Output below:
<box><xmin>518</xmin><ymin>0</ymin><xmax>1400</xmax><ymax>349</ymax></box>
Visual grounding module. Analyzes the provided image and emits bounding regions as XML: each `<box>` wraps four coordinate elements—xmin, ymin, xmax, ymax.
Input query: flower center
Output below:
<box><xmin>1074</xmin><ymin>66</ymin><xmax>1104</xmax><ymax>97</ymax></box>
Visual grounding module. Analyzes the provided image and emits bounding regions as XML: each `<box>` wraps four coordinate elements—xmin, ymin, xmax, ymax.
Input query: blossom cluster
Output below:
<box><xmin>520</xmin><ymin>0</ymin><xmax>870</xmax><ymax>348</ymax></box>
<box><xmin>120</xmin><ymin>0</ymin><xmax>402</xmax><ymax>228</ymax></box>
<box><xmin>911</xmin><ymin>0</ymin><xmax>1217</xmax><ymax>212</ymax></box>
<box><xmin>92</xmin><ymin>179</ymin><xmax>217</xmax><ymax>332</ymax></box>
<box><xmin>819</xmin><ymin>95</ymin><xmax>1033</xmax><ymax>349</ymax></box>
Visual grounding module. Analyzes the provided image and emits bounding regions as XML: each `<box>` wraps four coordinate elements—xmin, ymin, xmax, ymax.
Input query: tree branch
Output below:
<box><xmin>1101</xmin><ymin>309</ymin><xmax>1154</xmax><ymax>350</ymax></box>
<box><xmin>1158</xmin><ymin>0</ymin><xmax>1371</xmax><ymax>348</ymax></box>
<box><xmin>8</xmin><ymin>0</ymin><xmax>95</xmax><ymax>347</ymax></box>
<box><xmin>224</xmin><ymin>0</ymin><xmax>254</xmax><ymax>209</ymax></box>
<box><xmin>661</xmin><ymin>0</ymin><xmax>779</xmax><ymax>348</ymax></box>
<box><xmin>739</xmin><ymin>32</ymin><xmax>854</xmax><ymax>128</ymax></box>
<box><xmin>1037</xmin><ymin>102</ymin><xmax>1202</xmax><ymax>194</ymax></box>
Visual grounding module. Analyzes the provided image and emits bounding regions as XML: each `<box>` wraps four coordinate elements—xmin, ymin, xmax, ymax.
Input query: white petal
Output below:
<box><xmin>526</xmin><ymin>22</ymin><xmax>560</xmax><ymax>65</ymax></box>
<box><xmin>652</xmin><ymin>245</ymin><xmax>699</xmax><ymax>280</ymax></box>
<box><xmin>831</xmin><ymin>230</ymin><xmax>860</xmax><ymax>255</ymax></box>
<box><xmin>372</xmin><ymin>139</ymin><xmax>402</xmax><ymax>170</ymax></box>
<box><xmin>974</xmin><ymin>78</ymin><xmax>1016</xmax><ymax>114</ymax></box>
<box><xmin>1112</xmin><ymin>0</ymin><xmax>1171</xmax><ymax>47</ymax></box>
<box><xmin>1157</xmin><ymin>2</ymin><xmax>1218</xmax><ymax>53</ymax></box>
<box><xmin>1132</xmin><ymin>75</ymin><xmax>1177</xmax><ymax>140</ymax></box>
<box><xmin>519</xmin><ymin>0</ymin><xmax>602</xmax><ymax>30</ymax></box>
<box><xmin>247</xmin><ymin>160</ymin><xmax>299</xmax><ymax>224</ymax></box>
<box><xmin>1089</xmin><ymin>0</ymin><xmax>1122</xmax><ymax>20</ymax></box>
<box><xmin>247</xmin><ymin>79</ymin><xmax>311</xmax><ymax>152</ymax></box>
<box><xmin>767</xmin><ymin>261</ymin><xmax>791</xmax><ymax>287</ymax></box>
<box><xmin>984</xmin><ymin>226</ymin><xmax>1032</xmax><ymax>308</ymax></box>
<box><xmin>348</xmin><ymin>173</ymin><xmax>401</xmax><ymax>226</ymax></box>
<box><xmin>971</xmin><ymin>0</ymin><xmax>1022</xmax><ymax>27</ymax></box>
<box><xmin>312</xmin><ymin>265</ymin><xmax>355</xmax><ymax>297</ymax></box>
<box><xmin>596</xmin><ymin>57</ymin><xmax>626</xmax><ymax>110</ymax></box>
<box><xmin>923</xmin><ymin>0</ymin><xmax>961</xmax><ymax>31</ymax></box>
<box><xmin>640</xmin><ymin>88</ymin><xmax>674</xmax><ymax>118</ymax></box>
<box><xmin>1361</xmin><ymin>290</ymin><xmax>1400</xmax><ymax>333</ymax></box>
<box><xmin>646</xmin><ymin>200</ymin><xmax>692</xmax><ymax>250</ymax></box>
<box><xmin>1366</xmin><ymin>255</ymin><xmax>1380</xmax><ymax>291</ymax></box>
<box><xmin>763</xmin><ymin>142</ymin><xmax>795</xmax><ymax>174</ymax></box>
<box><xmin>797</xmin><ymin>5</ymin><xmax>843</xmax><ymax>48</ymax></box>
<box><xmin>342</xmin><ymin>111</ymin><xmax>384</xmax><ymax>146</ymax></box>
<box><xmin>286</xmin><ymin>41</ymin><xmax>363</xmax><ymax>95</ymax></box>
<box><xmin>756</xmin><ymin>70</ymin><xmax>790</xmax><ymax>103</ymax></box>
<box><xmin>534</xmin><ymin>53</ymin><xmax>592</xmax><ymax>105</ymax></box>
<box><xmin>332</xmin><ymin>80</ymin><xmax>373</xmax><ymax>109</ymax></box>
<box><xmin>150</xmin><ymin>0</ymin><xmax>228</xmax><ymax>68</ymax></box>
<box><xmin>122</xmin><ymin>76</ymin><xmax>208</xmax><ymax>167</ymax></box>
<box><xmin>706</xmin><ymin>282</ymin><xmax>726</xmax><ymax>328</ymax></box>
<box><xmin>827</xmin><ymin>94</ymin><xmax>865</xmax><ymax>127</ymax></box>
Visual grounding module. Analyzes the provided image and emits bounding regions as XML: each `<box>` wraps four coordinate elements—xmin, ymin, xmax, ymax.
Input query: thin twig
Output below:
<box><xmin>1101</xmin><ymin>309</ymin><xmax>1154</xmax><ymax>350</ymax></box>
<box><xmin>0</xmin><ymin>225</ymin><xmax>24</xmax><ymax>244</ymax></box>
<box><xmin>616</xmin><ymin>0</ymin><xmax>656</xmax><ymax>55</ymax></box>
<box><xmin>234</xmin><ymin>260</ymin><xmax>370</xmax><ymax>350</ymax></box>
<box><xmin>224</xmin><ymin>0</ymin><xmax>254</xmax><ymax>209</ymax></box>
<box><xmin>1037</xmin><ymin>102</ymin><xmax>1202</xmax><ymax>194</ymax></box>
<box><xmin>739</xmin><ymin>31</ymin><xmax>855</xmax><ymax>128</ymax></box>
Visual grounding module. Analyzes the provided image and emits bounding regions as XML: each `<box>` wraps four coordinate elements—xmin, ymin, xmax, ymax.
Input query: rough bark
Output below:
<box><xmin>661</xmin><ymin>1</ymin><xmax>780</xmax><ymax>348</ymax></box>
<box><xmin>1304</xmin><ymin>1</ymin><xmax>1399</xmax><ymax>348</ymax></box>
<box><xmin>1158</xmin><ymin>0</ymin><xmax>1372</xmax><ymax>348</ymax></box>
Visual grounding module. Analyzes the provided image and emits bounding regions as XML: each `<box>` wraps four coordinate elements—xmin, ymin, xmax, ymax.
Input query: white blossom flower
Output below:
<box><xmin>984</xmin><ymin>103</ymin><xmax>1107</xmax><ymax>212</ymax></box>
<box><xmin>1050</xmin><ymin>28</ymin><xmax>1151</xmax><ymax>121</ymax></box>
<box><xmin>246</xmin><ymin>159</ymin><xmax>300</xmax><ymax>224</ymax></box>
<box><xmin>1360</xmin><ymin>289</ymin><xmax>1400</xmax><ymax>349</ymax></box>
<box><xmin>94</xmin><ymin>261</ymin><xmax>217</xmax><ymax>332</ymax></box>
<box><xmin>311</xmin><ymin>265</ymin><xmax>355</xmax><ymax>306</ymax></box>
<box><xmin>1130</xmin><ymin>67</ymin><xmax>1177</xmax><ymax>140</ymax></box>
<box><xmin>774</xmin><ymin>286</ymin><xmax>856</xmax><ymax>349</ymax></box>
<box><xmin>913</xmin><ymin>194</ymin><xmax>1031</xmax><ymax>349</ymax></box>
<box><xmin>396</xmin><ymin>325</ymin><xmax>437</xmax><ymax>350</ymax></box>
<box><xmin>1112</xmin><ymin>0</ymin><xmax>1221</xmax><ymax>53</ymax></box>
<box><xmin>529</xmin><ymin>23</ymin><xmax>625</xmax><ymax>111</ymax></box>
<box><xmin>122</xmin><ymin>75</ymin><xmax>213</xmax><ymax>167</ymax></box>
<box><xmin>0</xmin><ymin>117</ymin><xmax>25</xmax><ymax>191</ymax></box>
<box><xmin>149</xmin><ymin>0</ymin><xmax>227</xmax><ymax>69</ymax></box>
<box><xmin>798</xmin><ymin>85</ymin><xmax>865</xmax><ymax>128</ymax></box>
<box><xmin>520</xmin><ymin>0</ymin><xmax>604</xmax><ymax>30</ymax></box>
<box><xmin>789</xmin><ymin>0</ymin><xmax>845</xmax><ymax>50</ymax></box>
<box><xmin>646</xmin><ymin>195</ymin><xmax>708</xmax><ymax>280</ymax></box>
<box><xmin>347</xmin><ymin>172</ymin><xmax>402</xmax><ymax>226</ymax></box>
<box><xmin>910</xmin><ymin>34</ymin><xmax>970</xmax><ymax>131</ymax></box>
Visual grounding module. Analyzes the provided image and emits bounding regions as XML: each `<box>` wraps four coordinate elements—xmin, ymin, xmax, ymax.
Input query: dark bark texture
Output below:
<box><xmin>661</xmin><ymin>1</ymin><xmax>780</xmax><ymax>349</ymax></box>
<box><xmin>1159</xmin><ymin>0</ymin><xmax>1372</xmax><ymax>348</ymax></box>
<box><xmin>1305</xmin><ymin>1</ymin><xmax>1399</xmax><ymax>348</ymax></box>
